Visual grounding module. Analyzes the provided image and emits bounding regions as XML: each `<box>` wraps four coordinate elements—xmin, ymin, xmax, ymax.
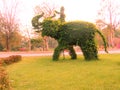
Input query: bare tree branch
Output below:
<box><xmin>0</xmin><ymin>0</ymin><xmax>20</xmax><ymax>51</ymax></box>
<box><xmin>96</xmin><ymin>0</ymin><xmax>120</xmax><ymax>47</ymax></box>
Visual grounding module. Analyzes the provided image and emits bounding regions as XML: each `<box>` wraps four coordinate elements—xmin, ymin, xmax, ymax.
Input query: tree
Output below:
<box><xmin>31</xmin><ymin>37</ymin><xmax>43</xmax><ymax>50</ymax></box>
<box><xmin>96</xmin><ymin>0</ymin><xmax>120</xmax><ymax>47</ymax></box>
<box><xmin>0</xmin><ymin>30</ymin><xmax>22</xmax><ymax>51</ymax></box>
<box><xmin>34</xmin><ymin>2</ymin><xmax>57</xmax><ymax>18</ymax></box>
<box><xmin>34</xmin><ymin>2</ymin><xmax>57</xmax><ymax>51</ymax></box>
<box><xmin>0</xmin><ymin>32</ymin><xmax>4</xmax><ymax>51</ymax></box>
<box><xmin>9</xmin><ymin>31</ymin><xmax>22</xmax><ymax>51</ymax></box>
<box><xmin>0</xmin><ymin>0</ymin><xmax>20</xmax><ymax>51</ymax></box>
<box><xmin>22</xmin><ymin>26</ymin><xmax>33</xmax><ymax>51</ymax></box>
<box><xmin>55</xmin><ymin>6</ymin><xmax>66</xmax><ymax>22</ymax></box>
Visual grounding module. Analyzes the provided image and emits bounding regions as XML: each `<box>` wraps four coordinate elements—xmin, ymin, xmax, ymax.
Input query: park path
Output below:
<box><xmin>0</xmin><ymin>49</ymin><xmax>120</xmax><ymax>58</ymax></box>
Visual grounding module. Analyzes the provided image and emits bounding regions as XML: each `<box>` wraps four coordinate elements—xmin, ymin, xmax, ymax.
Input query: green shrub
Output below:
<box><xmin>32</xmin><ymin>15</ymin><xmax>108</xmax><ymax>61</ymax></box>
<box><xmin>1</xmin><ymin>55</ymin><xmax>22</xmax><ymax>65</ymax></box>
<box><xmin>0</xmin><ymin>66</ymin><xmax>10</xmax><ymax>90</ymax></box>
<box><xmin>42</xmin><ymin>20</ymin><xmax>107</xmax><ymax>60</ymax></box>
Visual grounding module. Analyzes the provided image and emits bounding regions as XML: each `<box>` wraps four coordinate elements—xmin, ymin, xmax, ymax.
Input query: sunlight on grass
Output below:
<box><xmin>7</xmin><ymin>54</ymin><xmax>120</xmax><ymax>90</ymax></box>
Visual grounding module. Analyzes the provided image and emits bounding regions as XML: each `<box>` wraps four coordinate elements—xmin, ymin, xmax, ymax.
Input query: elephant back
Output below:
<box><xmin>65</xmin><ymin>21</ymin><xmax>96</xmax><ymax>31</ymax></box>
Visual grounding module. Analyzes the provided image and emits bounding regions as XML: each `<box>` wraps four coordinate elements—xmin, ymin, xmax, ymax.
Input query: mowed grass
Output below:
<box><xmin>7</xmin><ymin>54</ymin><xmax>120</xmax><ymax>90</ymax></box>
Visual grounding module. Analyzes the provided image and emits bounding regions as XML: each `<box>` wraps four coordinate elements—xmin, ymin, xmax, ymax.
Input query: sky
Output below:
<box><xmin>0</xmin><ymin>0</ymin><xmax>101</xmax><ymax>29</ymax></box>
<box><xmin>18</xmin><ymin>0</ymin><xmax>101</xmax><ymax>28</ymax></box>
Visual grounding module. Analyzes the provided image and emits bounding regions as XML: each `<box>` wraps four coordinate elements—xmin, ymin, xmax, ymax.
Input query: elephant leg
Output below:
<box><xmin>53</xmin><ymin>45</ymin><xmax>64</xmax><ymax>61</ymax></box>
<box><xmin>68</xmin><ymin>46</ymin><xmax>77</xmax><ymax>59</ymax></box>
<box><xmin>80</xmin><ymin>40</ymin><xmax>98</xmax><ymax>60</ymax></box>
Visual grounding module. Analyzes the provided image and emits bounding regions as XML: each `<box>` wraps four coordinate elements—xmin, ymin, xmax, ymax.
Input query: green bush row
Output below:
<box><xmin>0</xmin><ymin>55</ymin><xmax>22</xmax><ymax>65</ymax></box>
<box><xmin>0</xmin><ymin>66</ymin><xmax>10</xmax><ymax>90</ymax></box>
<box><xmin>0</xmin><ymin>55</ymin><xmax>22</xmax><ymax>90</ymax></box>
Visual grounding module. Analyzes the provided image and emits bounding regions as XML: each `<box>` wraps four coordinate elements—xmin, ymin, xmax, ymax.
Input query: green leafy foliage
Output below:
<box><xmin>31</xmin><ymin>38</ymin><xmax>43</xmax><ymax>50</ymax></box>
<box><xmin>32</xmin><ymin>17</ymin><xmax>107</xmax><ymax>61</ymax></box>
<box><xmin>42</xmin><ymin>19</ymin><xmax>61</xmax><ymax>38</ymax></box>
<box><xmin>51</xmin><ymin>21</ymin><xmax>100</xmax><ymax>60</ymax></box>
<box><xmin>0</xmin><ymin>66</ymin><xmax>10</xmax><ymax>90</ymax></box>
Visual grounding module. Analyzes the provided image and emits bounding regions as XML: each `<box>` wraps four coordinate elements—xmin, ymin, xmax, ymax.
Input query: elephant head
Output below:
<box><xmin>41</xmin><ymin>19</ymin><xmax>61</xmax><ymax>38</ymax></box>
<box><xmin>32</xmin><ymin>13</ymin><xmax>60</xmax><ymax>38</ymax></box>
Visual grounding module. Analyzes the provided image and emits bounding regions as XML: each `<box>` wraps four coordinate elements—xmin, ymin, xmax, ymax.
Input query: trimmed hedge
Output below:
<box><xmin>0</xmin><ymin>55</ymin><xmax>22</xmax><ymax>90</ymax></box>
<box><xmin>0</xmin><ymin>66</ymin><xmax>10</xmax><ymax>90</ymax></box>
<box><xmin>41</xmin><ymin>20</ymin><xmax>107</xmax><ymax>60</ymax></box>
<box><xmin>32</xmin><ymin>15</ymin><xmax>108</xmax><ymax>61</ymax></box>
<box><xmin>0</xmin><ymin>55</ymin><xmax>22</xmax><ymax>65</ymax></box>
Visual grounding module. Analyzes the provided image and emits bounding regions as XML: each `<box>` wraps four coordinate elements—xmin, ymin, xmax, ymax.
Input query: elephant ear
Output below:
<box><xmin>31</xmin><ymin>12</ymin><xmax>44</xmax><ymax>29</ymax></box>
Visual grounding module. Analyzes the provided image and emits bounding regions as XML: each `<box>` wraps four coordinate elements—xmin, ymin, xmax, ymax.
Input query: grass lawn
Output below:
<box><xmin>7</xmin><ymin>54</ymin><xmax>120</xmax><ymax>90</ymax></box>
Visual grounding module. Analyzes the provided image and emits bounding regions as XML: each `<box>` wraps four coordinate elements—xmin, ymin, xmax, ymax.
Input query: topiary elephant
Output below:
<box><xmin>31</xmin><ymin>13</ymin><xmax>108</xmax><ymax>61</ymax></box>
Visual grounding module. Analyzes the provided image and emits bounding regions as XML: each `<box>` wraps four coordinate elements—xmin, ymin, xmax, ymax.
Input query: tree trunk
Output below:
<box><xmin>28</xmin><ymin>39</ymin><xmax>31</xmax><ymax>51</ymax></box>
<box><xmin>6</xmin><ymin>35</ymin><xmax>10</xmax><ymax>51</ymax></box>
<box><xmin>43</xmin><ymin>36</ymin><xmax>49</xmax><ymax>51</ymax></box>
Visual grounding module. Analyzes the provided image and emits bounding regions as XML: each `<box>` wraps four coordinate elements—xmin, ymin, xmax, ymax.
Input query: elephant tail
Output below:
<box><xmin>96</xmin><ymin>29</ymin><xmax>108</xmax><ymax>53</ymax></box>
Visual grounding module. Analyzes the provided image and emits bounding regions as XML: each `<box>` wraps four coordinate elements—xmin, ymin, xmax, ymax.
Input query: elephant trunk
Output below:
<box><xmin>31</xmin><ymin>12</ymin><xmax>44</xmax><ymax>29</ymax></box>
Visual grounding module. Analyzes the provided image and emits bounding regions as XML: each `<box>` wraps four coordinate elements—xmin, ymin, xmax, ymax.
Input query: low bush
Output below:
<box><xmin>1</xmin><ymin>55</ymin><xmax>22</xmax><ymax>65</ymax></box>
<box><xmin>0</xmin><ymin>55</ymin><xmax>22</xmax><ymax>89</ymax></box>
<box><xmin>0</xmin><ymin>66</ymin><xmax>10</xmax><ymax>90</ymax></box>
